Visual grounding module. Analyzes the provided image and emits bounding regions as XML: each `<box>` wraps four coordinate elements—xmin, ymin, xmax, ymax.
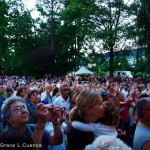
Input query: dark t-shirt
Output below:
<box><xmin>68</xmin><ymin>126</ymin><xmax>94</xmax><ymax>150</ymax></box>
<box><xmin>3</xmin><ymin>124</ymin><xmax>50</xmax><ymax>150</ymax></box>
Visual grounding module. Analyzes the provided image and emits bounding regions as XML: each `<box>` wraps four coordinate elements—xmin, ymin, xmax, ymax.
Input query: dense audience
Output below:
<box><xmin>0</xmin><ymin>75</ymin><xmax>150</xmax><ymax>149</ymax></box>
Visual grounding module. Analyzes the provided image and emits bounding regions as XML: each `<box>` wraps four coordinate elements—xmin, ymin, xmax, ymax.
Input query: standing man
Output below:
<box><xmin>133</xmin><ymin>98</ymin><xmax>150</xmax><ymax>150</ymax></box>
<box><xmin>53</xmin><ymin>84</ymin><xmax>70</xmax><ymax>112</ymax></box>
<box><xmin>121</xmin><ymin>83</ymin><xmax>129</xmax><ymax>99</ymax></box>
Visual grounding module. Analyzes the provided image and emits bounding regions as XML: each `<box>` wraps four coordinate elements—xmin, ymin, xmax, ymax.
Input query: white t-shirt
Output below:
<box><xmin>72</xmin><ymin>121</ymin><xmax>117</xmax><ymax>139</ymax></box>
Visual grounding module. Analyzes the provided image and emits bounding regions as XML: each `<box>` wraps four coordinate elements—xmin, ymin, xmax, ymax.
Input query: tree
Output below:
<box><xmin>81</xmin><ymin>0</ymin><xmax>136</xmax><ymax>77</ymax></box>
<box><xmin>0</xmin><ymin>0</ymin><xmax>9</xmax><ymax>72</ymax></box>
<box><xmin>58</xmin><ymin>0</ymin><xmax>89</xmax><ymax>71</ymax></box>
<box><xmin>136</xmin><ymin>0</ymin><xmax>150</xmax><ymax>74</ymax></box>
<box><xmin>3</xmin><ymin>0</ymin><xmax>38</xmax><ymax>76</ymax></box>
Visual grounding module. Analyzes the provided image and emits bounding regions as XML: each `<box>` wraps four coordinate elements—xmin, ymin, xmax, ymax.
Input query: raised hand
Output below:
<box><xmin>35</xmin><ymin>103</ymin><xmax>49</xmax><ymax>126</ymax></box>
<box><xmin>48</xmin><ymin>104</ymin><xmax>61</xmax><ymax>124</ymax></box>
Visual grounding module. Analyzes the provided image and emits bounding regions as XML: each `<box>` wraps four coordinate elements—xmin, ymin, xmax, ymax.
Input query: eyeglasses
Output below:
<box><xmin>10</xmin><ymin>105</ymin><xmax>27</xmax><ymax>112</ymax></box>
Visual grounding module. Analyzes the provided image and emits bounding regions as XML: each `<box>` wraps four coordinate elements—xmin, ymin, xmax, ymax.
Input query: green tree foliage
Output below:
<box><xmin>57</xmin><ymin>0</ymin><xmax>91</xmax><ymax>72</ymax></box>
<box><xmin>35</xmin><ymin>0</ymin><xmax>66</xmax><ymax>76</ymax></box>
<box><xmin>2</xmin><ymin>0</ymin><xmax>37</xmax><ymax>76</ymax></box>
<box><xmin>136</xmin><ymin>0</ymin><xmax>150</xmax><ymax>74</ymax></box>
<box><xmin>0</xmin><ymin>0</ymin><xmax>146</xmax><ymax>77</ymax></box>
<box><xmin>0</xmin><ymin>0</ymin><xmax>9</xmax><ymax>72</ymax></box>
<box><xmin>82</xmin><ymin>0</ymin><xmax>135</xmax><ymax>77</ymax></box>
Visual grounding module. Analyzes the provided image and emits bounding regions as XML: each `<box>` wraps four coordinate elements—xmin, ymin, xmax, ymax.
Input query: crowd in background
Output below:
<box><xmin>0</xmin><ymin>74</ymin><xmax>150</xmax><ymax>150</ymax></box>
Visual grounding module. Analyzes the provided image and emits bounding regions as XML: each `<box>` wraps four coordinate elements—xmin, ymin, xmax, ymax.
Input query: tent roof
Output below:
<box><xmin>75</xmin><ymin>66</ymin><xmax>93</xmax><ymax>75</ymax></box>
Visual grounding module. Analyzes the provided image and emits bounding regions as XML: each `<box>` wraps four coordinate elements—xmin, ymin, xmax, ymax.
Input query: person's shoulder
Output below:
<box><xmin>2</xmin><ymin>125</ymin><xmax>14</xmax><ymax>131</ymax></box>
<box><xmin>53</xmin><ymin>95</ymin><xmax>61</xmax><ymax>102</ymax></box>
<box><xmin>27</xmin><ymin>124</ymin><xmax>36</xmax><ymax>130</ymax></box>
<box><xmin>41</xmin><ymin>91</ymin><xmax>46</xmax><ymax>95</ymax></box>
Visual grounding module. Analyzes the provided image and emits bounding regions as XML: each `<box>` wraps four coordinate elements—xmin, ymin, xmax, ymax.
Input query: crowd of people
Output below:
<box><xmin>0</xmin><ymin>75</ymin><xmax>150</xmax><ymax>150</ymax></box>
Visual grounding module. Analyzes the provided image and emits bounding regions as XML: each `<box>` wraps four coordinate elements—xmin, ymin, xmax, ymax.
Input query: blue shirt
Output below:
<box><xmin>133</xmin><ymin>123</ymin><xmax>150</xmax><ymax>150</ymax></box>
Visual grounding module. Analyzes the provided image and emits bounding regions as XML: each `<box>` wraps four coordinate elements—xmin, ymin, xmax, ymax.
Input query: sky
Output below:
<box><xmin>22</xmin><ymin>0</ymin><xmax>39</xmax><ymax>19</ymax></box>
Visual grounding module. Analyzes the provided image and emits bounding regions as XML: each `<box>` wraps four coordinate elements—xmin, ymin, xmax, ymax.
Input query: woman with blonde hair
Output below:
<box><xmin>72</xmin><ymin>101</ymin><xmax>120</xmax><ymax>139</ymax></box>
<box><xmin>68</xmin><ymin>89</ymin><xmax>106</xmax><ymax>150</ymax></box>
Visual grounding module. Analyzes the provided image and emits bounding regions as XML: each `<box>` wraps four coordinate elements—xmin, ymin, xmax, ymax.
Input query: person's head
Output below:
<box><xmin>68</xmin><ymin>90</ymin><xmax>79</xmax><ymax>110</ymax></box>
<box><xmin>68</xmin><ymin>89</ymin><xmax>76</xmax><ymax>99</ymax></box>
<box><xmin>124</xmin><ymin>83</ymin><xmax>129</xmax><ymax>91</ymax></box>
<box><xmin>96</xmin><ymin>83</ymin><xmax>101</xmax><ymax>89</ymax></box>
<box><xmin>135</xmin><ymin>98</ymin><xmax>150</xmax><ymax>120</ymax></box>
<box><xmin>52</xmin><ymin>87</ymin><xmax>59</xmax><ymax>97</ymax></box>
<box><xmin>2</xmin><ymin>85</ymin><xmax>7</xmax><ymax>92</ymax></box>
<box><xmin>99</xmin><ymin>101</ymin><xmax>120</xmax><ymax>127</ymax></box>
<box><xmin>90</xmin><ymin>83</ymin><xmax>96</xmax><ymax>89</ymax></box>
<box><xmin>117</xmin><ymin>91</ymin><xmax>124</xmax><ymax>100</ymax></box>
<box><xmin>138</xmin><ymin>84</ymin><xmax>145</xmax><ymax>92</ymax></box>
<box><xmin>38</xmin><ymin>86</ymin><xmax>44</xmax><ymax>94</ymax></box>
<box><xmin>60</xmin><ymin>84</ymin><xmax>70</xmax><ymax>98</ymax></box>
<box><xmin>69</xmin><ymin>89</ymin><xmax>105</xmax><ymax>123</ymax></box>
<box><xmin>108</xmin><ymin>83</ymin><xmax>115</xmax><ymax>91</ymax></box>
<box><xmin>101</xmin><ymin>91</ymin><xmax>109</xmax><ymax>101</ymax></box>
<box><xmin>106</xmin><ymin>94</ymin><xmax>115</xmax><ymax>102</ymax></box>
<box><xmin>1</xmin><ymin>97</ymin><xmax>29</xmax><ymax>126</ymax></box>
<box><xmin>6</xmin><ymin>87</ymin><xmax>14</xmax><ymax>98</ymax></box>
<box><xmin>84</xmin><ymin>135</ymin><xmax>132</xmax><ymax>150</ymax></box>
<box><xmin>44</xmin><ymin>84</ymin><xmax>52</xmax><ymax>93</ymax></box>
<box><xmin>106</xmin><ymin>94</ymin><xmax>120</xmax><ymax>107</ymax></box>
<box><xmin>19</xmin><ymin>81</ymin><xmax>25</xmax><ymax>87</ymax></box>
<box><xmin>134</xmin><ymin>89</ymin><xmax>140</xmax><ymax>99</ymax></box>
<box><xmin>27</xmin><ymin>90</ymin><xmax>38</xmax><ymax>105</ymax></box>
<box><xmin>16</xmin><ymin>87</ymin><xmax>26</xmax><ymax>98</ymax></box>
<box><xmin>0</xmin><ymin>85</ymin><xmax>3</xmax><ymax>95</ymax></box>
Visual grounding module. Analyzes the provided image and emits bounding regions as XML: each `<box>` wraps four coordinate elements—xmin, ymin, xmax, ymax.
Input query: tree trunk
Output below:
<box><xmin>109</xmin><ymin>46</ymin><xmax>114</xmax><ymax>78</ymax></box>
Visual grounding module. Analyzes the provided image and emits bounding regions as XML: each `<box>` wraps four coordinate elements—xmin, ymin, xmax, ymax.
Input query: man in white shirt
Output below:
<box><xmin>53</xmin><ymin>84</ymin><xmax>70</xmax><ymax>112</ymax></box>
<box><xmin>121</xmin><ymin>83</ymin><xmax>129</xmax><ymax>99</ymax></box>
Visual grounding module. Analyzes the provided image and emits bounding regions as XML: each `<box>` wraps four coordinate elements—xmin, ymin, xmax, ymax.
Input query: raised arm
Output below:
<box><xmin>72</xmin><ymin>121</ymin><xmax>94</xmax><ymax>132</ymax></box>
<box><xmin>48</xmin><ymin>105</ymin><xmax>63</xmax><ymax>145</ymax></box>
<box><xmin>32</xmin><ymin>103</ymin><xmax>49</xmax><ymax>149</ymax></box>
<box><xmin>120</xmin><ymin>86</ymin><xmax>135</xmax><ymax>105</ymax></box>
<box><xmin>147</xmin><ymin>83</ymin><xmax>150</xmax><ymax>97</ymax></box>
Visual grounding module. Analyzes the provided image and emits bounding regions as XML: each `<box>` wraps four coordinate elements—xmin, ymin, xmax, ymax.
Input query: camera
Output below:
<box><xmin>60</xmin><ymin>107</ymin><xmax>66</xmax><ymax>116</ymax></box>
<box><xmin>48</xmin><ymin>105</ymin><xmax>54</xmax><ymax>112</ymax></box>
<box><xmin>61</xmin><ymin>107</ymin><xmax>66</xmax><ymax>113</ymax></box>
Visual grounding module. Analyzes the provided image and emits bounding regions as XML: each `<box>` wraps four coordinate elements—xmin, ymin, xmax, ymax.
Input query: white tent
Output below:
<box><xmin>75</xmin><ymin>66</ymin><xmax>93</xmax><ymax>75</ymax></box>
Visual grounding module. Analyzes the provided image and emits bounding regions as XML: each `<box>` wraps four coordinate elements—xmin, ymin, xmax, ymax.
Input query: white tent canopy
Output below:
<box><xmin>75</xmin><ymin>66</ymin><xmax>93</xmax><ymax>75</ymax></box>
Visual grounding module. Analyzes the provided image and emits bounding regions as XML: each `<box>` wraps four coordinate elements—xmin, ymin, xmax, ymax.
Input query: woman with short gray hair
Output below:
<box><xmin>1</xmin><ymin>96</ymin><xmax>63</xmax><ymax>150</ymax></box>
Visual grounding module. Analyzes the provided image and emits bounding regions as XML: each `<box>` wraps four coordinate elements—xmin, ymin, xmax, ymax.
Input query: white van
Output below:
<box><xmin>113</xmin><ymin>71</ymin><xmax>133</xmax><ymax>78</ymax></box>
